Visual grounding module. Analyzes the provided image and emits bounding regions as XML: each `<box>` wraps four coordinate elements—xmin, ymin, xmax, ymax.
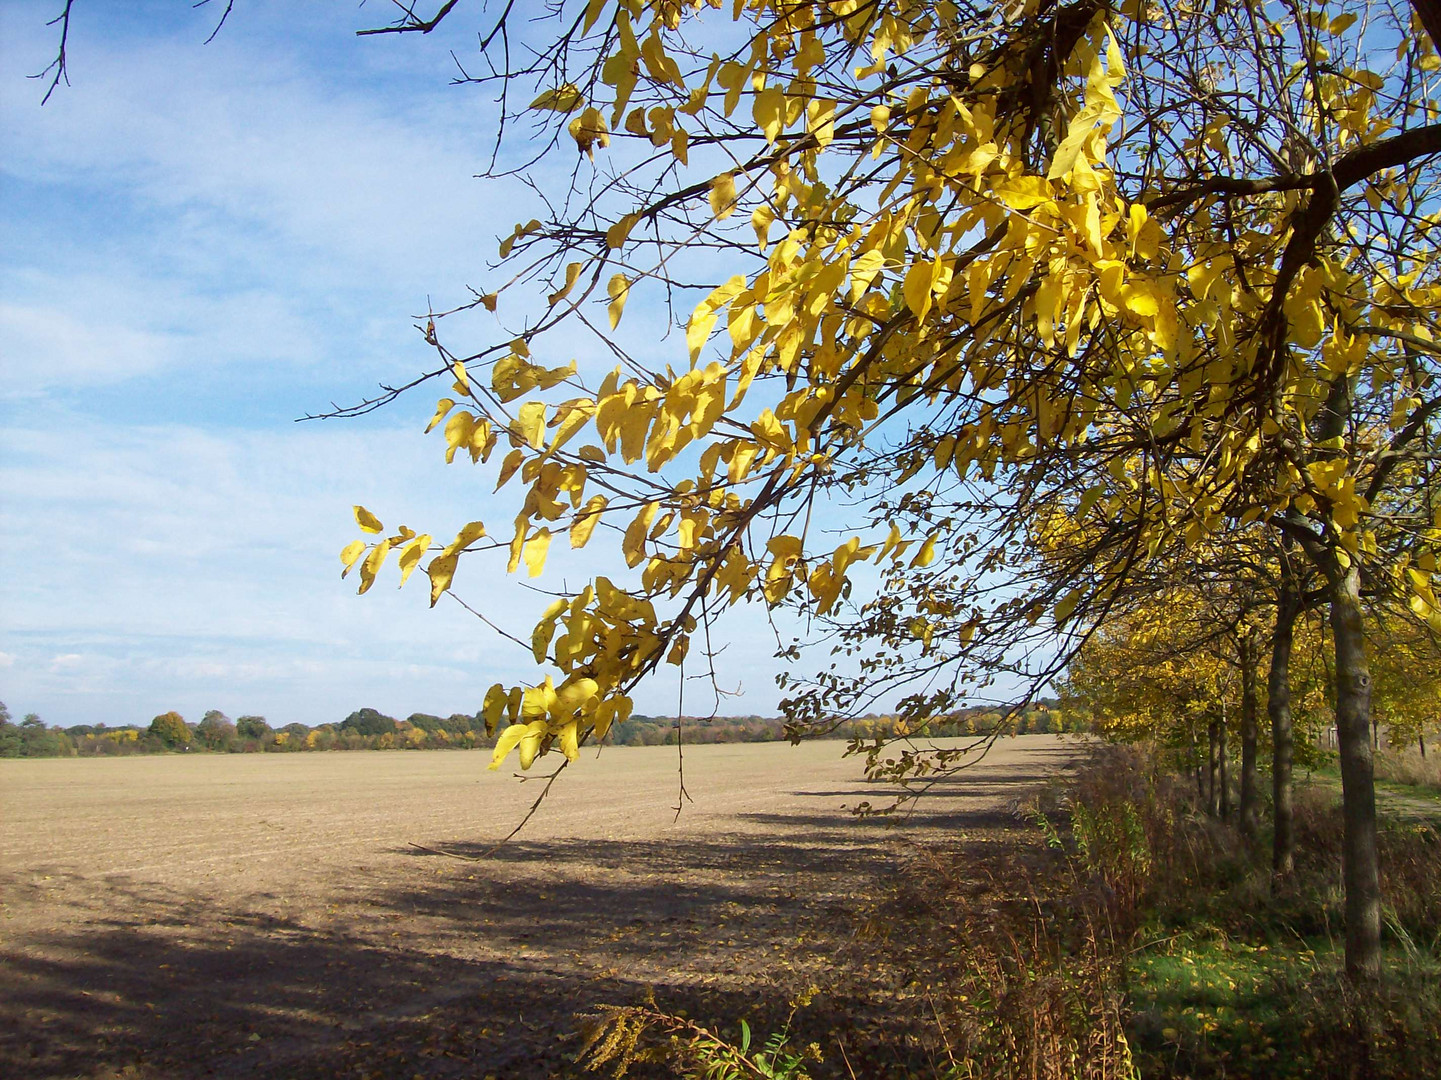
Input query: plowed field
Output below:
<box><xmin>0</xmin><ymin>736</ymin><xmax>1082</xmax><ymax>1079</ymax></box>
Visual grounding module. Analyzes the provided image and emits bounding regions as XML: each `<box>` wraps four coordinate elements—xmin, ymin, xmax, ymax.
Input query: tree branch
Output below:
<box><xmin>30</xmin><ymin>0</ymin><xmax>75</xmax><ymax>106</ymax></box>
<box><xmin>356</xmin><ymin>0</ymin><xmax>462</xmax><ymax>36</ymax></box>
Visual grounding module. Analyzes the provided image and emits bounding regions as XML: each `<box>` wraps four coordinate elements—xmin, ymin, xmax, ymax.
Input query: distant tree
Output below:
<box><xmin>341</xmin><ymin>708</ymin><xmax>397</xmax><ymax>737</ymax></box>
<box><xmin>148</xmin><ymin>711</ymin><xmax>191</xmax><ymax>749</ymax></box>
<box><xmin>0</xmin><ymin>703</ymin><xmax>19</xmax><ymax>758</ymax></box>
<box><xmin>405</xmin><ymin>712</ymin><xmax>446</xmax><ymax>734</ymax></box>
<box><xmin>235</xmin><ymin>715</ymin><xmax>272</xmax><ymax>741</ymax></box>
<box><xmin>195</xmin><ymin>710</ymin><xmax>237</xmax><ymax>751</ymax></box>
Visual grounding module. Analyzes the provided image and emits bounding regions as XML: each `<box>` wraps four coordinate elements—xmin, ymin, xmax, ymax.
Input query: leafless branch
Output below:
<box><xmin>30</xmin><ymin>0</ymin><xmax>76</xmax><ymax>106</ymax></box>
<box><xmin>356</xmin><ymin>0</ymin><xmax>462</xmax><ymax>37</ymax></box>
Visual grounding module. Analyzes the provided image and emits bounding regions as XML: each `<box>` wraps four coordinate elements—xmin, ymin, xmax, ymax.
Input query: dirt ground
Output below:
<box><xmin>0</xmin><ymin>735</ymin><xmax>1084</xmax><ymax>1079</ymax></box>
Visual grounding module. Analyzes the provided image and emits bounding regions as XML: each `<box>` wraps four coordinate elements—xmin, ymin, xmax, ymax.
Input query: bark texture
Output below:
<box><xmin>1269</xmin><ymin>581</ymin><xmax>1300</xmax><ymax>879</ymax></box>
<box><xmin>1239</xmin><ymin>633</ymin><xmax>1260</xmax><ymax>839</ymax></box>
<box><xmin>1331</xmin><ymin>564</ymin><xmax>1382</xmax><ymax>981</ymax></box>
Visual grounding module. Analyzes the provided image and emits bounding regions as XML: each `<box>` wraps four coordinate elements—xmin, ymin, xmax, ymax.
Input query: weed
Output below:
<box><xmin>576</xmin><ymin>990</ymin><xmax>821</xmax><ymax>1080</ymax></box>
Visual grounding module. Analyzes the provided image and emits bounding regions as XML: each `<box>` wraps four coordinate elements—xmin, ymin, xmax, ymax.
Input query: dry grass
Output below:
<box><xmin>1375</xmin><ymin>744</ymin><xmax>1441</xmax><ymax>793</ymax></box>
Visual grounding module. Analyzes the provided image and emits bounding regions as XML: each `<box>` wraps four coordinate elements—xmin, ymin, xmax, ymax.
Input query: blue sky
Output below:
<box><xmin>0</xmin><ymin>1</ymin><xmax>799</xmax><ymax>729</ymax></box>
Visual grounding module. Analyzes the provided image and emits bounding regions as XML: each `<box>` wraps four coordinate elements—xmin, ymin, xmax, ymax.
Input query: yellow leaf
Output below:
<box><xmin>480</xmin><ymin>683</ymin><xmax>508</xmax><ymax>736</ymax></box>
<box><xmin>571</xmin><ymin>494</ymin><xmax>608</xmax><ymax>548</ymax></box>
<box><xmin>339</xmin><ymin>540</ymin><xmax>366</xmax><ymax>577</ymax></box>
<box><xmin>903</xmin><ymin>260</ymin><xmax>935</xmax><ymax>320</ymax></box>
<box><xmin>607</xmin><ymin>274</ymin><xmax>630</xmax><ymax>329</ymax></box>
<box><xmin>623</xmin><ymin>502</ymin><xmax>659</xmax><ymax>567</ymax></box>
<box><xmin>751</xmin><ymin>204</ymin><xmax>775</xmax><ymax>250</ymax></box>
<box><xmin>909</xmin><ymin>533</ymin><xmax>938</xmax><ymax>568</ymax></box>
<box><xmin>495</xmin><ymin>448</ymin><xmax>525</xmax><ymax>491</ymax></box>
<box><xmin>687</xmin><ymin>275</ymin><xmax>747</xmax><ymax>363</ymax></box>
<box><xmin>354</xmin><ymin>505</ymin><xmax>384</xmax><ymax>534</ymax></box>
<box><xmin>488</xmin><ymin>720</ymin><xmax>549</xmax><ymax>771</ymax></box>
<box><xmin>396</xmin><ymin>534</ymin><xmax>431</xmax><ymax>587</ymax></box>
<box><xmin>507</xmin><ymin>515</ymin><xmax>529</xmax><ymax>574</ymax></box>
<box><xmin>1120</xmin><ymin>281</ymin><xmax>1160</xmax><ymax>319</ymax></box>
<box><xmin>523</xmin><ymin>528</ymin><xmax>553</xmax><ymax>578</ymax></box>
<box><xmin>568</xmin><ymin>106</ymin><xmax>610</xmax><ymax>157</ymax></box>
<box><xmin>425</xmin><ymin>398</ymin><xmax>456</xmax><ymax>434</ymax></box>
<box><xmin>709</xmin><ymin>172</ymin><xmax>739</xmax><ymax>219</ymax></box>
<box><xmin>357</xmin><ymin>539</ymin><xmax>391</xmax><ymax>595</ymax></box>
<box><xmin>532</xmin><ymin>605</ymin><xmax>563</xmax><ymax>664</ymax></box>
<box><xmin>516</xmin><ymin>401</ymin><xmax>547</xmax><ymax>449</ymax></box>
<box><xmin>554</xmin><ymin>719</ymin><xmax>580</xmax><ymax>761</ymax></box>
<box><xmin>443</xmin><ymin>520</ymin><xmax>487</xmax><ymax>556</ymax></box>
<box><xmin>426</xmin><ymin>552</ymin><xmax>458</xmax><ymax>607</ymax></box>
<box><xmin>530</xmin><ymin>84</ymin><xmax>585</xmax><ymax>112</ymax></box>
<box><xmin>582</xmin><ymin>0</ymin><xmax>608</xmax><ymax>34</ymax></box>
<box><xmin>753</xmin><ymin>86</ymin><xmax>785</xmax><ymax>143</ymax></box>
<box><xmin>850</xmin><ymin>249</ymin><xmax>885</xmax><ymax>301</ymax></box>
<box><xmin>548</xmin><ymin>261</ymin><xmax>584</xmax><ymax>306</ymax></box>
<box><xmin>994</xmin><ymin>175</ymin><xmax>1053</xmax><ymax>210</ymax></box>
<box><xmin>606</xmin><ymin>213</ymin><xmax>638</xmax><ymax>249</ymax></box>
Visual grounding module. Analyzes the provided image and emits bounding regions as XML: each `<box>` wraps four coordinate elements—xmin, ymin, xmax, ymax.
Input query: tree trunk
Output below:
<box><xmin>1270</xmin><ymin>579</ymin><xmax>1300</xmax><ymax>879</ymax></box>
<box><xmin>1331</xmin><ymin>562</ymin><xmax>1382</xmax><ymax>982</ymax></box>
<box><xmin>1189</xmin><ymin>723</ymin><xmax>1205</xmax><ymax>802</ymax></box>
<box><xmin>1218</xmin><ymin>704</ymin><xmax>1230</xmax><ymax>821</ymax></box>
<box><xmin>1207</xmin><ymin>718</ymin><xmax>1220</xmax><ymax>817</ymax></box>
<box><xmin>1421</xmin><ymin>731</ymin><xmax>1428</xmax><ymax>759</ymax></box>
<box><xmin>1240</xmin><ymin>633</ymin><xmax>1260</xmax><ymax>839</ymax></box>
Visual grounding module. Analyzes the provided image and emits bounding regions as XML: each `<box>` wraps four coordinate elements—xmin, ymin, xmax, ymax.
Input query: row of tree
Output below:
<box><xmin>1</xmin><ymin>701</ymin><xmax>1082</xmax><ymax>757</ymax></box>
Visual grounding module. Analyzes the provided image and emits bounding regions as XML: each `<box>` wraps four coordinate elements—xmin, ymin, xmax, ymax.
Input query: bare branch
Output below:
<box><xmin>356</xmin><ymin>0</ymin><xmax>462</xmax><ymax>37</ymax></box>
<box><xmin>30</xmin><ymin>0</ymin><xmax>76</xmax><ymax>106</ymax></box>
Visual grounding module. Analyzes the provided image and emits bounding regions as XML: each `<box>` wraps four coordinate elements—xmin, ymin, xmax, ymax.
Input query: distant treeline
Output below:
<box><xmin>0</xmin><ymin>700</ymin><xmax>1080</xmax><ymax>759</ymax></box>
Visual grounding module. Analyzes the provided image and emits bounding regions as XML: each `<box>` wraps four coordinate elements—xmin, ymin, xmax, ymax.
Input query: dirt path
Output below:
<box><xmin>0</xmin><ymin>736</ymin><xmax>1083</xmax><ymax>1079</ymax></box>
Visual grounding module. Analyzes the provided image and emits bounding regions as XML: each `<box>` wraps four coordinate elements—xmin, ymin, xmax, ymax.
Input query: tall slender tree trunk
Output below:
<box><xmin>1207</xmin><ymin>717</ymin><xmax>1221</xmax><ymax>817</ymax></box>
<box><xmin>1270</xmin><ymin>579</ymin><xmax>1300</xmax><ymax>879</ymax></box>
<box><xmin>1240</xmin><ymin>633</ymin><xmax>1260</xmax><ymax>839</ymax></box>
<box><xmin>1189</xmin><ymin>723</ymin><xmax>1205</xmax><ymax>802</ymax></box>
<box><xmin>1331</xmin><ymin>562</ymin><xmax>1382</xmax><ymax>981</ymax></box>
<box><xmin>1218</xmin><ymin>703</ymin><xmax>1230</xmax><ymax>820</ymax></box>
<box><xmin>1421</xmin><ymin>731</ymin><xmax>1428</xmax><ymax>759</ymax></box>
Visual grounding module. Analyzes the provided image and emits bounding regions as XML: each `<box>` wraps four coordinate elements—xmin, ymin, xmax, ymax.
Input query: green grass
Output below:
<box><xmin>1128</xmin><ymin>934</ymin><xmax>1441</xmax><ymax>1079</ymax></box>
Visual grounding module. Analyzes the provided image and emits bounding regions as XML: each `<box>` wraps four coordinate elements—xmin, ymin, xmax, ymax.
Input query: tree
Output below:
<box><xmin>304</xmin><ymin>0</ymin><xmax>1441</xmax><ymax>979</ymax></box>
<box><xmin>195</xmin><ymin>710</ymin><xmax>238</xmax><ymax>751</ymax></box>
<box><xmin>340</xmin><ymin>708</ymin><xmax>398</xmax><ymax>737</ymax></box>
<box><xmin>148</xmin><ymin>711</ymin><xmax>191</xmax><ymax>749</ymax></box>
<box><xmin>235</xmin><ymin>715</ymin><xmax>272</xmax><ymax>742</ymax></box>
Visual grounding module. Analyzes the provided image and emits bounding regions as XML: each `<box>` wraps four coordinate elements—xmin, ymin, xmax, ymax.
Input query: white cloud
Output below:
<box><xmin>0</xmin><ymin>414</ymin><xmax>795</xmax><ymax>727</ymax></box>
<box><xmin>0</xmin><ymin>6</ymin><xmax>802</xmax><ymax>730</ymax></box>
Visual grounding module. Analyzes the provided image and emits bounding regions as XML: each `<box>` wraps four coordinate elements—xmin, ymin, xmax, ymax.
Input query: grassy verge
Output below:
<box><xmin>1060</xmin><ymin>747</ymin><xmax>1441</xmax><ymax>1079</ymax></box>
<box><xmin>577</xmin><ymin>744</ymin><xmax>1441</xmax><ymax>1079</ymax></box>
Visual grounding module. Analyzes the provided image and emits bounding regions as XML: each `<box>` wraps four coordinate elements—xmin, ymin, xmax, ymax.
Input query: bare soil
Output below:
<box><xmin>0</xmin><ymin>736</ymin><xmax>1083</xmax><ymax>1079</ymax></box>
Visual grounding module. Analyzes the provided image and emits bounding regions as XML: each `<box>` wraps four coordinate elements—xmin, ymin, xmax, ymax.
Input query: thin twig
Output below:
<box><xmin>408</xmin><ymin>841</ymin><xmax>481</xmax><ymax>861</ymax></box>
<box><xmin>31</xmin><ymin>0</ymin><xmax>75</xmax><ymax>106</ymax></box>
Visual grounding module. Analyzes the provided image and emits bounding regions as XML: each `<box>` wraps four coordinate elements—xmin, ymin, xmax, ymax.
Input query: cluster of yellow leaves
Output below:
<box><xmin>339</xmin><ymin>0</ymin><xmax>1441</xmax><ymax>771</ymax></box>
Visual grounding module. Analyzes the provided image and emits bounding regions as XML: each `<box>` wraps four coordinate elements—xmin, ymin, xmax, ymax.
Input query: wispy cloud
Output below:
<box><xmin>0</xmin><ymin>4</ymin><xmax>792</xmax><ymax>730</ymax></box>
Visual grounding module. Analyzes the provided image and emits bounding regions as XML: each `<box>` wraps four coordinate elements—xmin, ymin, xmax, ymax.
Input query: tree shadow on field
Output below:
<box><xmin>0</xmin><ymin>754</ymin><xmax>1067</xmax><ymax>1080</ymax></box>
